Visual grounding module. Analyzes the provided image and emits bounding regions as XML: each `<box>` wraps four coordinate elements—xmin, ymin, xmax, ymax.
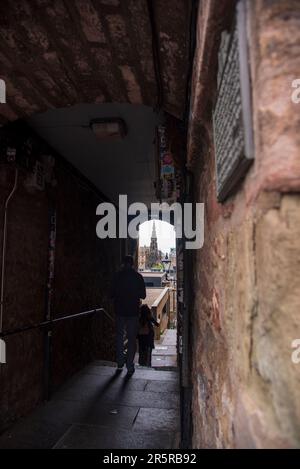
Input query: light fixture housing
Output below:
<box><xmin>90</xmin><ymin>118</ymin><xmax>127</xmax><ymax>140</ymax></box>
<box><xmin>162</xmin><ymin>254</ymin><xmax>171</xmax><ymax>273</ymax></box>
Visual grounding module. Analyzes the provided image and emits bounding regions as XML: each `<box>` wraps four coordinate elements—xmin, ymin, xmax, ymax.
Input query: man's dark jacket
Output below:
<box><xmin>111</xmin><ymin>267</ymin><xmax>146</xmax><ymax>316</ymax></box>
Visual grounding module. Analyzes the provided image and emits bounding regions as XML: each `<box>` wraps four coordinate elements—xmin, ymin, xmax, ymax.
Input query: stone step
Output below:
<box><xmin>0</xmin><ymin>361</ymin><xmax>180</xmax><ymax>449</ymax></box>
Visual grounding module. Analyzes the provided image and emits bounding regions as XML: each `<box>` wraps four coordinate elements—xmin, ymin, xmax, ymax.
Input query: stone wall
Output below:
<box><xmin>189</xmin><ymin>0</ymin><xmax>300</xmax><ymax>448</ymax></box>
<box><xmin>0</xmin><ymin>0</ymin><xmax>191</xmax><ymax>125</ymax></box>
<box><xmin>0</xmin><ymin>123</ymin><xmax>120</xmax><ymax>430</ymax></box>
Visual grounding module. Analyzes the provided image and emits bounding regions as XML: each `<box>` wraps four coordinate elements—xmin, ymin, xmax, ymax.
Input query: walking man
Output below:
<box><xmin>111</xmin><ymin>255</ymin><xmax>146</xmax><ymax>377</ymax></box>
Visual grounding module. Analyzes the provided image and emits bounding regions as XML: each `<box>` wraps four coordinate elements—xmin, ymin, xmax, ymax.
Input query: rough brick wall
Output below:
<box><xmin>51</xmin><ymin>159</ymin><xmax>119</xmax><ymax>389</ymax></box>
<box><xmin>0</xmin><ymin>125</ymin><xmax>120</xmax><ymax>430</ymax></box>
<box><xmin>0</xmin><ymin>164</ymin><xmax>48</xmax><ymax>429</ymax></box>
<box><xmin>189</xmin><ymin>0</ymin><xmax>300</xmax><ymax>448</ymax></box>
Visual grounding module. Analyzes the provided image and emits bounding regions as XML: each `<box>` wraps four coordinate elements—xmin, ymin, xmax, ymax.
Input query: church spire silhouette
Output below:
<box><xmin>148</xmin><ymin>221</ymin><xmax>159</xmax><ymax>268</ymax></box>
<box><xmin>151</xmin><ymin>221</ymin><xmax>157</xmax><ymax>239</ymax></box>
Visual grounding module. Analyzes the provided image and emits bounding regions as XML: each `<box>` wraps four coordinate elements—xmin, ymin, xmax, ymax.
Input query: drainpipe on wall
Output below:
<box><xmin>0</xmin><ymin>167</ymin><xmax>19</xmax><ymax>362</ymax></box>
<box><xmin>179</xmin><ymin>0</ymin><xmax>199</xmax><ymax>448</ymax></box>
<box><xmin>44</xmin><ymin>203</ymin><xmax>57</xmax><ymax>400</ymax></box>
<box><xmin>180</xmin><ymin>170</ymin><xmax>193</xmax><ymax>449</ymax></box>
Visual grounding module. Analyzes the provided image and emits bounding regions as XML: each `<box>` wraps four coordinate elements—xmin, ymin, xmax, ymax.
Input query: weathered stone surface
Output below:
<box><xmin>0</xmin><ymin>364</ymin><xmax>179</xmax><ymax>449</ymax></box>
<box><xmin>54</xmin><ymin>424</ymin><xmax>175</xmax><ymax>449</ymax></box>
<box><xmin>192</xmin><ymin>188</ymin><xmax>300</xmax><ymax>448</ymax></box>
<box><xmin>188</xmin><ymin>0</ymin><xmax>300</xmax><ymax>197</ymax></box>
<box><xmin>133</xmin><ymin>408</ymin><xmax>180</xmax><ymax>432</ymax></box>
<box><xmin>187</xmin><ymin>0</ymin><xmax>235</xmax><ymax>170</ymax></box>
<box><xmin>248</xmin><ymin>0</ymin><xmax>300</xmax><ymax>197</ymax></box>
<box><xmin>0</xmin><ymin>123</ymin><xmax>120</xmax><ymax>430</ymax></box>
<box><xmin>0</xmin><ymin>0</ymin><xmax>192</xmax><ymax>123</ymax></box>
<box><xmin>252</xmin><ymin>194</ymin><xmax>300</xmax><ymax>447</ymax></box>
<box><xmin>189</xmin><ymin>0</ymin><xmax>300</xmax><ymax>449</ymax></box>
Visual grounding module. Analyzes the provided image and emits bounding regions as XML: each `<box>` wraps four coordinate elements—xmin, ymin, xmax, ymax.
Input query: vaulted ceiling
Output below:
<box><xmin>0</xmin><ymin>0</ymin><xmax>192</xmax><ymax>125</ymax></box>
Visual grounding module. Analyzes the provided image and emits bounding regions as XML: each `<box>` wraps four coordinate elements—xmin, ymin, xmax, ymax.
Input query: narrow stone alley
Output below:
<box><xmin>0</xmin><ymin>0</ymin><xmax>300</xmax><ymax>453</ymax></box>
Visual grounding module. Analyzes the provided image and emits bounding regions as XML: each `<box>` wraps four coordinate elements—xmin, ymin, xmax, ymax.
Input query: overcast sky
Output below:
<box><xmin>139</xmin><ymin>220</ymin><xmax>176</xmax><ymax>255</ymax></box>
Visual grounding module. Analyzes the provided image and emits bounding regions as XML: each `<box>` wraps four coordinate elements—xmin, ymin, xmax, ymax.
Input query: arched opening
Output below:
<box><xmin>137</xmin><ymin>219</ymin><xmax>177</xmax><ymax>370</ymax></box>
<box><xmin>0</xmin><ymin>100</ymin><xmax>184</xmax><ymax>442</ymax></box>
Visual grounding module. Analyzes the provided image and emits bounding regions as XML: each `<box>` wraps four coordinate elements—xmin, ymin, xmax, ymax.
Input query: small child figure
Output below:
<box><xmin>137</xmin><ymin>304</ymin><xmax>159</xmax><ymax>367</ymax></box>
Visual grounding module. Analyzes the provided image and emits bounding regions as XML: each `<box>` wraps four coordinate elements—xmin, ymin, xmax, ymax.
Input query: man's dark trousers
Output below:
<box><xmin>116</xmin><ymin>315</ymin><xmax>139</xmax><ymax>372</ymax></box>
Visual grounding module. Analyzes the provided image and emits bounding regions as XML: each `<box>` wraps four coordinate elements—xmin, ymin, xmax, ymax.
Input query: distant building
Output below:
<box><xmin>169</xmin><ymin>247</ymin><xmax>177</xmax><ymax>272</ymax></box>
<box><xmin>138</xmin><ymin>245</ymin><xmax>150</xmax><ymax>271</ymax></box>
<box><xmin>147</xmin><ymin>222</ymin><xmax>160</xmax><ymax>268</ymax></box>
<box><xmin>138</xmin><ymin>222</ymin><xmax>163</xmax><ymax>271</ymax></box>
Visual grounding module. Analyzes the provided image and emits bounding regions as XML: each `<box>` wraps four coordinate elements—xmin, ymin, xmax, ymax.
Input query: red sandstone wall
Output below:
<box><xmin>51</xmin><ymin>158</ymin><xmax>119</xmax><ymax>389</ymax></box>
<box><xmin>0</xmin><ymin>124</ymin><xmax>119</xmax><ymax>430</ymax></box>
<box><xmin>189</xmin><ymin>0</ymin><xmax>300</xmax><ymax>448</ymax></box>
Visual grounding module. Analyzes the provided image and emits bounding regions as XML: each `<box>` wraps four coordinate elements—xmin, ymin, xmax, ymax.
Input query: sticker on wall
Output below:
<box><xmin>157</xmin><ymin>124</ymin><xmax>176</xmax><ymax>203</ymax></box>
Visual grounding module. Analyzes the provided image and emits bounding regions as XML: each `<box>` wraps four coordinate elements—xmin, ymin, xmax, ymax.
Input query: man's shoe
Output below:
<box><xmin>115</xmin><ymin>366</ymin><xmax>123</xmax><ymax>374</ymax></box>
<box><xmin>126</xmin><ymin>369</ymin><xmax>135</xmax><ymax>378</ymax></box>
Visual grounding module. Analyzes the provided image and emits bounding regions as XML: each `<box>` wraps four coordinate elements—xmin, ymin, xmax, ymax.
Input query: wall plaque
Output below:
<box><xmin>213</xmin><ymin>0</ymin><xmax>254</xmax><ymax>201</ymax></box>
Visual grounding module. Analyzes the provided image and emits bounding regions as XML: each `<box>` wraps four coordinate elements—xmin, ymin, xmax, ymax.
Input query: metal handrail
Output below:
<box><xmin>0</xmin><ymin>307</ymin><xmax>114</xmax><ymax>338</ymax></box>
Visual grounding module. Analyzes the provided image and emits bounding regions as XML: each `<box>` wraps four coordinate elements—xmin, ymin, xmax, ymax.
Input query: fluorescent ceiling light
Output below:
<box><xmin>90</xmin><ymin>118</ymin><xmax>127</xmax><ymax>140</ymax></box>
